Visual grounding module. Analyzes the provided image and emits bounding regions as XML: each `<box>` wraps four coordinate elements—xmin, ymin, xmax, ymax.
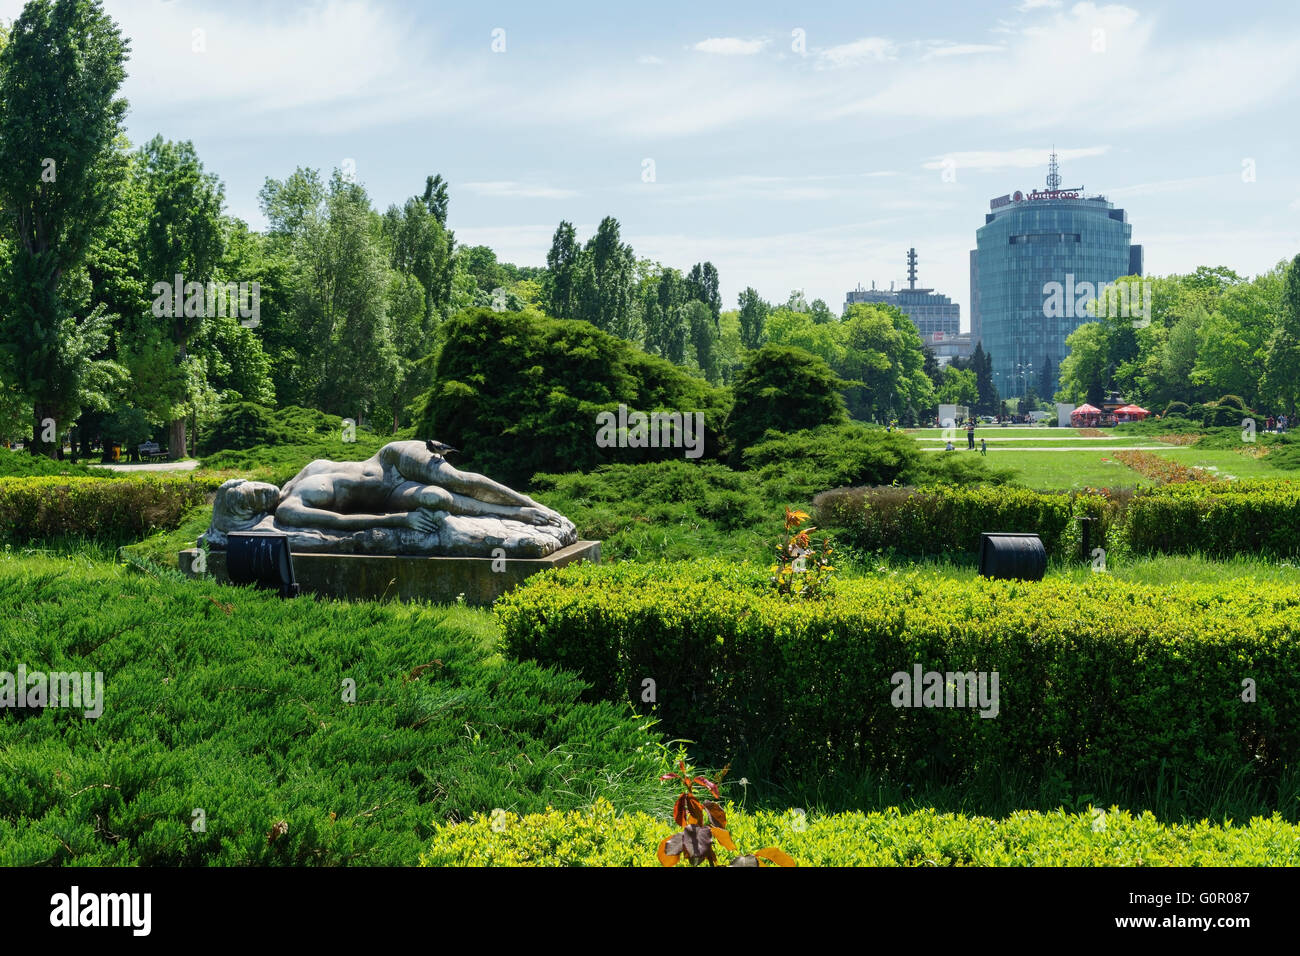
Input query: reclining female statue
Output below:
<box><xmin>202</xmin><ymin>440</ymin><xmax>576</xmax><ymax>558</ymax></box>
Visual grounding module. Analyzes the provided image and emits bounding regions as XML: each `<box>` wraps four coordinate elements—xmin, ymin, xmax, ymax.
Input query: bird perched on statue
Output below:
<box><xmin>425</xmin><ymin>439</ymin><xmax>459</xmax><ymax>459</ymax></box>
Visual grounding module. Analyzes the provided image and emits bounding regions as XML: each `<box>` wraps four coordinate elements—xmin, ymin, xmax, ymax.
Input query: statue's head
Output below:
<box><xmin>211</xmin><ymin>479</ymin><xmax>281</xmax><ymax>531</ymax></box>
<box><xmin>388</xmin><ymin>439</ymin><xmax>456</xmax><ymax>484</ymax></box>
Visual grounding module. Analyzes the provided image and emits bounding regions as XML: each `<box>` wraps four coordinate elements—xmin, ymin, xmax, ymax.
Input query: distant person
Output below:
<box><xmin>980</xmin><ymin>438</ymin><xmax>987</xmax><ymax>456</ymax></box>
<box><xmin>945</xmin><ymin>440</ymin><xmax>955</xmax><ymax>452</ymax></box>
<box><xmin>967</xmin><ymin>420</ymin><xmax>976</xmax><ymax>450</ymax></box>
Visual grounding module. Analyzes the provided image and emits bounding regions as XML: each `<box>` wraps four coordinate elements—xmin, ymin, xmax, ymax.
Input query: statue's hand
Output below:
<box><xmin>405</xmin><ymin>508</ymin><xmax>439</xmax><ymax>534</ymax></box>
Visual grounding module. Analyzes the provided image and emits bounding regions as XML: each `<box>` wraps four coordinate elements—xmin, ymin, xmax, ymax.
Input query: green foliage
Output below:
<box><xmin>199</xmin><ymin>403</ymin><xmax>354</xmax><ymax>456</ymax></box>
<box><xmin>497</xmin><ymin>560</ymin><xmax>1300</xmax><ymax>794</ymax></box>
<box><xmin>726</xmin><ymin>345</ymin><xmax>846</xmax><ymax>463</ymax></box>
<box><xmin>0</xmin><ymin>476</ymin><xmax>218</xmax><ymax>544</ymax></box>
<box><xmin>1125</xmin><ymin>479</ymin><xmax>1300</xmax><ymax>556</ymax></box>
<box><xmin>421</xmin><ymin>798</ymin><xmax>1300</xmax><ymax>866</ymax></box>
<box><xmin>0</xmin><ymin>449</ymin><xmax>109</xmax><ymax>479</ymax></box>
<box><xmin>740</xmin><ymin>424</ymin><xmax>919</xmax><ymax>499</ymax></box>
<box><xmin>417</xmin><ymin>308</ymin><xmax>730</xmax><ymax>487</ymax></box>
<box><xmin>814</xmin><ymin>484</ymin><xmax>1080</xmax><ymax>556</ymax></box>
<box><xmin>0</xmin><ymin>554</ymin><xmax>661</xmax><ymax>865</ymax></box>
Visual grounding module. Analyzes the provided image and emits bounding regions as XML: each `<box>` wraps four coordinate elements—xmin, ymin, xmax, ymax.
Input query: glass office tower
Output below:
<box><xmin>969</xmin><ymin>160</ymin><xmax>1142</xmax><ymax>399</ymax></box>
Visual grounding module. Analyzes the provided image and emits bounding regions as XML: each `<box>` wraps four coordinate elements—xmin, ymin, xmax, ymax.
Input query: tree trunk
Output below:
<box><xmin>168</xmin><ymin>418</ymin><xmax>186</xmax><ymax>461</ymax></box>
<box><xmin>31</xmin><ymin>402</ymin><xmax>58</xmax><ymax>459</ymax></box>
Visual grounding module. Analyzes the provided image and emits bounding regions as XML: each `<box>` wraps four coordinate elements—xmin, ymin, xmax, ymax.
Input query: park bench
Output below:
<box><xmin>138</xmin><ymin>440</ymin><xmax>167</xmax><ymax>462</ymax></box>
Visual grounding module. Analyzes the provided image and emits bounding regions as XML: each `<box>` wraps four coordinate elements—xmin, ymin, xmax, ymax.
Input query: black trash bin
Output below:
<box><xmin>978</xmin><ymin>533</ymin><xmax>1046</xmax><ymax>581</ymax></box>
<box><xmin>227</xmin><ymin>532</ymin><xmax>301</xmax><ymax>598</ymax></box>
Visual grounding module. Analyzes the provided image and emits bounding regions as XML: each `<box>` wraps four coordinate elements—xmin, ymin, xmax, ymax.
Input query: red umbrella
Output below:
<box><xmin>1072</xmin><ymin>403</ymin><xmax>1101</xmax><ymax>415</ymax></box>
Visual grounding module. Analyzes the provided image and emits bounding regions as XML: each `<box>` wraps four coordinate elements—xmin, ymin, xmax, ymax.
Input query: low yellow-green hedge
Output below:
<box><xmin>420</xmin><ymin>798</ymin><xmax>1300</xmax><ymax>866</ymax></box>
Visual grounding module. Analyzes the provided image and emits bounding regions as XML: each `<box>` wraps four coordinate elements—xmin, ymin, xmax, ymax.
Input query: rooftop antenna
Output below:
<box><xmin>907</xmin><ymin>247</ymin><xmax>918</xmax><ymax>290</ymax></box>
<box><xmin>1046</xmin><ymin>147</ymin><xmax>1061</xmax><ymax>191</ymax></box>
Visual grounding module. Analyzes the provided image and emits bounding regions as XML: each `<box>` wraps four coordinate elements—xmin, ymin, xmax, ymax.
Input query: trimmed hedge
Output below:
<box><xmin>498</xmin><ymin>561</ymin><xmax>1300</xmax><ymax>787</ymax></box>
<box><xmin>816</xmin><ymin>480</ymin><xmax>1300</xmax><ymax>558</ymax></box>
<box><xmin>421</xmin><ymin>798</ymin><xmax>1300</xmax><ymax>867</ymax></box>
<box><xmin>814</xmin><ymin>484</ymin><xmax>1084</xmax><ymax>555</ymax></box>
<box><xmin>0</xmin><ymin>476</ymin><xmax>221</xmax><ymax>543</ymax></box>
<box><xmin>1126</xmin><ymin>479</ymin><xmax>1300</xmax><ymax>556</ymax></box>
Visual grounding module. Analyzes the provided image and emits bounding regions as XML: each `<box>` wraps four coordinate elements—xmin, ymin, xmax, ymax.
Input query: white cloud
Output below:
<box><xmin>922</xmin><ymin>146</ymin><xmax>1109</xmax><ymax>172</ymax></box>
<box><xmin>462</xmin><ymin>181</ymin><xmax>578</xmax><ymax>200</ymax></box>
<box><xmin>636</xmin><ymin>54</ymin><xmax>665</xmax><ymax>65</ymax></box>
<box><xmin>829</xmin><ymin>4</ymin><xmax>1300</xmax><ymax>131</ymax></box>
<box><xmin>818</xmin><ymin>36</ymin><xmax>897</xmax><ymax>67</ymax></box>
<box><xmin>924</xmin><ymin>43</ymin><xmax>1005</xmax><ymax>58</ymax></box>
<box><xmin>1018</xmin><ymin>0</ymin><xmax>1063</xmax><ymax>10</ymax></box>
<box><xmin>692</xmin><ymin>37</ymin><xmax>768</xmax><ymax>56</ymax></box>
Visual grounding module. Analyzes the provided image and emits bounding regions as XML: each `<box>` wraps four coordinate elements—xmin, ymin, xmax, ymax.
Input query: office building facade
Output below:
<box><xmin>969</xmin><ymin>156</ymin><xmax>1142</xmax><ymax>398</ymax></box>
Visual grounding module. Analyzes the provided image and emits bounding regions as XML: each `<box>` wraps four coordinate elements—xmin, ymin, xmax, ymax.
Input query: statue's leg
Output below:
<box><xmin>421</xmin><ymin>459</ymin><xmax>542</xmax><ymax>509</ymax></box>
<box><xmin>389</xmin><ymin>480</ymin><xmax>557</xmax><ymax>526</ymax></box>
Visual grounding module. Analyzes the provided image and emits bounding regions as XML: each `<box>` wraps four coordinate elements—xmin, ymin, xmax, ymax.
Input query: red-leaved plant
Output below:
<box><xmin>656</xmin><ymin>760</ymin><xmax>796</xmax><ymax>868</ymax></box>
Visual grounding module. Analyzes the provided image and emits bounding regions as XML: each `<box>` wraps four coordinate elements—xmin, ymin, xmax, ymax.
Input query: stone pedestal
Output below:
<box><xmin>179</xmin><ymin>540</ymin><xmax>601</xmax><ymax>606</ymax></box>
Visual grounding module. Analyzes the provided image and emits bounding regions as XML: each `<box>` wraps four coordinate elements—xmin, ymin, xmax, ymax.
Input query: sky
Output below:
<box><xmin>6</xmin><ymin>0</ymin><xmax>1300</xmax><ymax>330</ymax></box>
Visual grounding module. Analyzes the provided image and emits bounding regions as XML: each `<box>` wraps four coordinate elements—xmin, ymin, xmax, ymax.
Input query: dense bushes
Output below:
<box><xmin>417</xmin><ymin>308</ymin><xmax>731</xmax><ymax>487</ymax></box>
<box><xmin>0</xmin><ymin>476</ymin><xmax>219</xmax><ymax>543</ymax></box>
<box><xmin>0</xmin><ymin>449</ymin><xmax>112</xmax><ymax>479</ymax></box>
<box><xmin>814</xmin><ymin>479</ymin><xmax>1300</xmax><ymax>558</ymax></box>
<box><xmin>498</xmin><ymin>561</ymin><xmax>1300</xmax><ymax>792</ymax></box>
<box><xmin>198</xmin><ymin>403</ymin><xmax>358</xmax><ymax>456</ymax></box>
<box><xmin>422</xmin><ymin>799</ymin><xmax>1300</xmax><ymax>867</ymax></box>
<box><xmin>0</xmin><ymin>555</ymin><xmax>661</xmax><ymax>865</ymax></box>
<box><xmin>1126</xmin><ymin>479</ymin><xmax>1300</xmax><ymax>556</ymax></box>
<box><xmin>726</xmin><ymin>345</ymin><xmax>846</xmax><ymax>463</ymax></box>
<box><xmin>814</xmin><ymin>484</ymin><xmax>1081</xmax><ymax>555</ymax></box>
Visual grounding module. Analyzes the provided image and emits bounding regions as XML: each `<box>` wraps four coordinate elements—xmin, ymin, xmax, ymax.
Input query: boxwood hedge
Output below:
<box><xmin>421</xmin><ymin>798</ymin><xmax>1300</xmax><ymax>867</ymax></box>
<box><xmin>0</xmin><ymin>476</ymin><xmax>221</xmax><ymax>544</ymax></box>
<box><xmin>498</xmin><ymin>561</ymin><xmax>1300</xmax><ymax>788</ymax></box>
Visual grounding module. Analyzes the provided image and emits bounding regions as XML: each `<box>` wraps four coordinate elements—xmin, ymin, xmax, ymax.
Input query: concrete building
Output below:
<box><xmin>846</xmin><ymin>248</ymin><xmax>971</xmax><ymax>364</ymax></box>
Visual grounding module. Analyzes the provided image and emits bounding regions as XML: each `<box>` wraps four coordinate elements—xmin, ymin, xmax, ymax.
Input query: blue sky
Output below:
<box><xmin>9</xmin><ymin>0</ymin><xmax>1300</xmax><ymax>328</ymax></box>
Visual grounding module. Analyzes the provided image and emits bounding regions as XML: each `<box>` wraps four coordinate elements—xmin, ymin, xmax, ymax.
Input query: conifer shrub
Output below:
<box><xmin>0</xmin><ymin>555</ymin><xmax>661</xmax><ymax>865</ymax></box>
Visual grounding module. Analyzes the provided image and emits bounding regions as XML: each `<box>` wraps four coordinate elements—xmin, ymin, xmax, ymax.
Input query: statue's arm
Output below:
<box><xmin>277</xmin><ymin>497</ymin><xmax>435</xmax><ymax>533</ymax></box>
<box><xmin>428</xmin><ymin>461</ymin><xmax>541</xmax><ymax>508</ymax></box>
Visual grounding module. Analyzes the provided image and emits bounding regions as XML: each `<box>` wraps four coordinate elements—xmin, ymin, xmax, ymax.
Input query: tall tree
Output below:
<box><xmin>972</xmin><ymin>342</ymin><xmax>999</xmax><ymax>416</ymax></box>
<box><xmin>685</xmin><ymin>262</ymin><xmax>721</xmax><ymax>321</ymax></box>
<box><xmin>136</xmin><ymin>136</ymin><xmax>227</xmax><ymax>458</ymax></box>
<box><xmin>575</xmin><ymin>216</ymin><xmax>638</xmax><ymax>341</ymax></box>
<box><xmin>422</xmin><ymin>174</ymin><xmax>450</xmax><ymax>227</ymax></box>
<box><xmin>737</xmin><ymin>286</ymin><xmax>768</xmax><ymax>350</ymax></box>
<box><xmin>543</xmin><ymin>220</ymin><xmax>579</xmax><ymax>319</ymax></box>
<box><xmin>0</xmin><ymin>0</ymin><xmax>129</xmax><ymax>456</ymax></box>
<box><xmin>1260</xmin><ymin>253</ymin><xmax>1300</xmax><ymax>416</ymax></box>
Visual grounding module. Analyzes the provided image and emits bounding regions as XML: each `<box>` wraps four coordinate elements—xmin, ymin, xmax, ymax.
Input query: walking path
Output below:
<box><xmin>89</xmin><ymin>460</ymin><xmax>200</xmax><ymax>472</ymax></box>
<box><xmin>923</xmin><ymin>446</ymin><xmax>1165</xmax><ymax>453</ymax></box>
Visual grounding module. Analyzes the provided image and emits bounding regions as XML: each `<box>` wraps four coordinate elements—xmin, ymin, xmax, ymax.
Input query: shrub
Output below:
<box><xmin>416</xmin><ymin>308</ymin><xmax>730</xmax><ymax>487</ymax></box>
<box><xmin>1217</xmin><ymin>394</ymin><xmax>1248</xmax><ymax>412</ymax></box>
<box><xmin>0</xmin><ymin>476</ymin><xmax>220</xmax><ymax>544</ymax></box>
<box><xmin>420</xmin><ymin>799</ymin><xmax>1300</xmax><ymax>867</ymax></box>
<box><xmin>1163</xmin><ymin>401</ymin><xmax>1191</xmax><ymax>418</ymax></box>
<box><xmin>0</xmin><ymin>449</ymin><xmax>112</xmax><ymax>479</ymax></box>
<box><xmin>497</xmin><ymin>560</ymin><xmax>1300</xmax><ymax>791</ymax></box>
<box><xmin>726</xmin><ymin>345</ymin><xmax>846</xmax><ymax>464</ymax></box>
<box><xmin>198</xmin><ymin>403</ymin><xmax>357</xmax><ymax>456</ymax></box>
<box><xmin>813</xmin><ymin>484</ymin><xmax>1077</xmax><ymax>555</ymax></box>
<box><xmin>1126</xmin><ymin>479</ymin><xmax>1300</xmax><ymax>556</ymax></box>
<box><xmin>0</xmin><ymin>555</ymin><xmax>661</xmax><ymax>865</ymax></box>
<box><xmin>740</xmin><ymin>424</ymin><xmax>921</xmax><ymax>498</ymax></box>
